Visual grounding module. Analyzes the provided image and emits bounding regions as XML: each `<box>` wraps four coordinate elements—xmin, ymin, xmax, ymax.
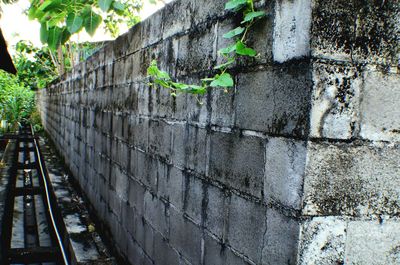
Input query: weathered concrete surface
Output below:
<box><xmin>36</xmin><ymin>0</ymin><xmax>400</xmax><ymax>264</ymax></box>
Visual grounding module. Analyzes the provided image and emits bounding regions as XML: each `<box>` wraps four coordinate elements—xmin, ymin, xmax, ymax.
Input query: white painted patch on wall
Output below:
<box><xmin>273</xmin><ymin>0</ymin><xmax>312</xmax><ymax>63</ymax></box>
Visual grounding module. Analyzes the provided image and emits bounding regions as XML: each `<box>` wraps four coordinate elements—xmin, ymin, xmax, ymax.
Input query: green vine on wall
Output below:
<box><xmin>147</xmin><ymin>0</ymin><xmax>266</xmax><ymax>97</ymax></box>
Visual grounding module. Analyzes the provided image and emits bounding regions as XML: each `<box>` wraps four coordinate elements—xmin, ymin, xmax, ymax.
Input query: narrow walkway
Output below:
<box><xmin>0</xmin><ymin>126</ymin><xmax>117</xmax><ymax>265</ymax></box>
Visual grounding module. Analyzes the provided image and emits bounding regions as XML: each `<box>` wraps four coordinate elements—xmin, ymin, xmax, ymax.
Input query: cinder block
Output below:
<box><xmin>170</xmin><ymin>208</ymin><xmax>202</xmax><ymax>265</ymax></box>
<box><xmin>115</xmin><ymin>165</ymin><xmax>129</xmax><ymax>203</ymax></box>
<box><xmin>203</xmin><ymin>233</ymin><xmax>248</xmax><ymax>265</ymax></box>
<box><xmin>235</xmin><ymin>66</ymin><xmax>312</xmax><ymax>137</ymax></box>
<box><xmin>273</xmin><ymin>0</ymin><xmax>311</xmax><ymax>63</ymax></box>
<box><xmin>227</xmin><ymin>194</ymin><xmax>266</xmax><ymax>263</ymax></box>
<box><xmin>176</xmin><ymin>26</ymin><xmax>217</xmax><ymax>76</ymax></box>
<box><xmin>311</xmin><ymin>0</ymin><xmax>355</xmax><ymax>61</ymax></box>
<box><xmin>303</xmin><ymin>141</ymin><xmax>400</xmax><ymax>216</ymax></box>
<box><xmin>126</xmin><ymin>24</ymin><xmax>141</xmax><ymax>55</ymax></box>
<box><xmin>205</xmin><ymin>185</ymin><xmax>225</xmax><ymax>239</ymax></box>
<box><xmin>359</xmin><ymin>71</ymin><xmax>400</xmax><ymax>142</ymax></box>
<box><xmin>143</xmin><ymin>191</ymin><xmax>169</xmax><ymax>237</ymax></box>
<box><xmin>128</xmin><ymin>115</ymin><xmax>149</xmax><ymax>151</ymax></box>
<box><xmin>183</xmin><ymin>174</ymin><xmax>204</xmax><ymax>224</ymax></box>
<box><xmin>128</xmin><ymin>177</ymin><xmax>145</xmax><ymax>216</ymax></box>
<box><xmin>309</xmin><ymin>62</ymin><xmax>362</xmax><ymax>139</ymax></box>
<box><xmin>210</xmin><ymin>86</ymin><xmax>235</xmax><ymax>128</ymax></box>
<box><xmin>298</xmin><ymin>217</ymin><xmax>346</xmax><ymax>265</ymax></box>
<box><xmin>148</xmin><ymin>119</ymin><xmax>173</xmax><ymax>160</ymax></box>
<box><xmin>153</xmin><ymin>232</ymin><xmax>180</xmax><ymax>265</ymax></box>
<box><xmin>127</xmin><ymin>234</ymin><xmax>145</xmax><ymax>265</ymax></box>
<box><xmin>103</xmin><ymin>41</ymin><xmax>115</xmax><ymax>65</ymax></box>
<box><xmin>209</xmin><ymin>131</ymin><xmax>265</xmax><ymax>199</ymax></box>
<box><xmin>262</xmin><ymin>208</ymin><xmax>299</xmax><ymax>265</ymax></box>
<box><xmin>162</xmin><ymin>0</ymin><xmax>193</xmax><ymax>39</ymax></box>
<box><xmin>157</xmin><ymin>165</ymin><xmax>184</xmax><ymax>210</ymax></box>
<box><xmin>104</xmin><ymin>63</ymin><xmax>114</xmax><ymax>87</ymax></box>
<box><xmin>264</xmin><ymin>137</ymin><xmax>306</xmax><ymax>210</ymax></box>
<box><xmin>345</xmin><ymin>220</ymin><xmax>400</xmax><ymax>265</ymax></box>
<box><xmin>112</xmin><ymin>112</ymin><xmax>124</xmax><ymax>140</ymax></box>
<box><xmin>137</xmin><ymin>83</ymin><xmax>152</xmax><ymax>117</ymax></box>
<box><xmin>141</xmin><ymin>9</ymin><xmax>163</xmax><ymax>48</ymax></box>
<box><xmin>136</xmin><ymin>152</ymin><xmax>163</xmax><ymax>192</ymax></box>
<box><xmin>186</xmin><ymin>91</ymin><xmax>209</xmax><ymax>126</ymax></box>
<box><xmin>190</xmin><ymin>0</ymin><xmax>227</xmax><ymax>25</ymax></box>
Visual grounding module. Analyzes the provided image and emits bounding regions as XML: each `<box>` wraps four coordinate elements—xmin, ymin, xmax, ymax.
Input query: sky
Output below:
<box><xmin>0</xmin><ymin>0</ymin><xmax>169</xmax><ymax>54</ymax></box>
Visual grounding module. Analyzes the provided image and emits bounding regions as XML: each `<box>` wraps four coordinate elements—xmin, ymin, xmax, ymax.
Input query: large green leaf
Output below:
<box><xmin>223</xmin><ymin>26</ymin><xmax>245</xmax><ymax>39</ymax></box>
<box><xmin>225</xmin><ymin>0</ymin><xmax>247</xmax><ymax>10</ymax></box>
<box><xmin>60</xmin><ymin>27</ymin><xmax>71</xmax><ymax>45</ymax></box>
<box><xmin>242</xmin><ymin>11</ymin><xmax>266</xmax><ymax>23</ymax></box>
<box><xmin>210</xmin><ymin>73</ymin><xmax>234</xmax><ymax>88</ymax></box>
<box><xmin>83</xmin><ymin>9</ymin><xmax>102</xmax><ymax>36</ymax></box>
<box><xmin>47</xmin><ymin>27</ymin><xmax>62</xmax><ymax>50</ymax></box>
<box><xmin>98</xmin><ymin>0</ymin><xmax>113</xmax><ymax>11</ymax></box>
<box><xmin>40</xmin><ymin>23</ymin><xmax>49</xmax><ymax>44</ymax></box>
<box><xmin>235</xmin><ymin>41</ymin><xmax>257</xmax><ymax>56</ymax></box>
<box><xmin>66</xmin><ymin>13</ymin><xmax>83</xmax><ymax>34</ymax></box>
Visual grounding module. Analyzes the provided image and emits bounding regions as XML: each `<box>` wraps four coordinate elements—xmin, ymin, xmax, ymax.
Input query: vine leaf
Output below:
<box><xmin>98</xmin><ymin>0</ymin><xmax>113</xmax><ymax>12</ymax></box>
<box><xmin>210</xmin><ymin>73</ymin><xmax>234</xmax><ymax>88</ymax></box>
<box><xmin>66</xmin><ymin>13</ymin><xmax>83</xmax><ymax>34</ymax></box>
<box><xmin>219</xmin><ymin>43</ymin><xmax>237</xmax><ymax>55</ymax></box>
<box><xmin>214</xmin><ymin>58</ymin><xmax>235</xmax><ymax>70</ymax></box>
<box><xmin>83</xmin><ymin>9</ymin><xmax>102</xmax><ymax>36</ymax></box>
<box><xmin>147</xmin><ymin>60</ymin><xmax>171</xmax><ymax>80</ymax></box>
<box><xmin>187</xmin><ymin>85</ymin><xmax>207</xmax><ymax>95</ymax></box>
<box><xmin>223</xmin><ymin>26</ymin><xmax>245</xmax><ymax>39</ymax></box>
<box><xmin>235</xmin><ymin>41</ymin><xmax>257</xmax><ymax>56</ymax></box>
<box><xmin>242</xmin><ymin>11</ymin><xmax>266</xmax><ymax>23</ymax></box>
<box><xmin>225</xmin><ymin>0</ymin><xmax>247</xmax><ymax>10</ymax></box>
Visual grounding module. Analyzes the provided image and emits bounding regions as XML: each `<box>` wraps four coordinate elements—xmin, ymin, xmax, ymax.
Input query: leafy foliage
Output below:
<box><xmin>147</xmin><ymin>0</ymin><xmax>266</xmax><ymax>97</ymax></box>
<box><xmin>13</xmin><ymin>40</ymin><xmax>58</xmax><ymax>91</ymax></box>
<box><xmin>147</xmin><ymin>61</ymin><xmax>207</xmax><ymax>96</ymax></box>
<box><xmin>28</xmin><ymin>0</ymin><xmax>142</xmax><ymax>50</ymax></box>
<box><xmin>0</xmin><ymin>70</ymin><xmax>36</xmax><ymax>131</ymax></box>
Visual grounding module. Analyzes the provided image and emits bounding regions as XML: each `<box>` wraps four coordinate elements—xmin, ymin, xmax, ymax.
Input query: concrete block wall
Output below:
<box><xmin>37</xmin><ymin>0</ymin><xmax>400</xmax><ymax>264</ymax></box>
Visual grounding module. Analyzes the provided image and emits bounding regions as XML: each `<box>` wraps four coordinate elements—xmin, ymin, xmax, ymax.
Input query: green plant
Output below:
<box><xmin>0</xmin><ymin>70</ymin><xmax>36</xmax><ymax>131</ymax></box>
<box><xmin>29</xmin><ymin>108</ymin><xmax>44</xmax><ymax>132</ymax></box>
<box><xmin>27</xmin><ymin>0</ymin><xmax>142</xmax><ymax>50</ymax></box>
<box><xmin>13</xmin><ymin>40</ymin><xmax>58</xmax><ymax>90</ymax></box>
<box><xmin>147</xmin><ymin>0</ymin><xmax>266</xmax><ymax>96</ymax></box>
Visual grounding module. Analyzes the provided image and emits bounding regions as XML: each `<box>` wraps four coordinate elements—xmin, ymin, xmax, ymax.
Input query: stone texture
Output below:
<box><xmin>262</xmin><ymin>208</ymin><xmax>299</xmax><ymax>265</ymax></box>
<box><xmin>235</xmin><ymin>65</ymin><xmax>312</xmax><ymax>137</ymax></box>
<box><xmin>309</xmin><ymin>63</ymin><xmax>362</xmax><ymax>139</ymax></box>
<box><xmin>264</xmin><ymin>137</ymin><xmax>306</xmax><ymax>209</ymax></box>
<box><xmin>345</xmin><ymin>220</ymin><xmax>400</xmax><ymax>265</ymax></box>
<box><xmin>273</xmin><ymin>0</ymin><xmax>311</xmax><ymax>63</ymax></box>
<box><xmin>209</xmin><ymin>131</ymin><xmax>265</xmax><ymax>199</ymax></box>
<box><xmin>227</xmin><ymin>194</ymin><xmax>266</xmax><ymax>263</ymax></box>
<box><xmin>359</xmin><ymin>70</ymin><xmax>400</xmax><ymax>142</ymax></box>
<box><xmin>303</xmin><ymin>141</ymin><xmax>400</xmax><ymax>216</ymax></box>
<box><xmin>298</xmin><ymin>217</ymin><xmax>346</xmax><ymax>265</ymax></box>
